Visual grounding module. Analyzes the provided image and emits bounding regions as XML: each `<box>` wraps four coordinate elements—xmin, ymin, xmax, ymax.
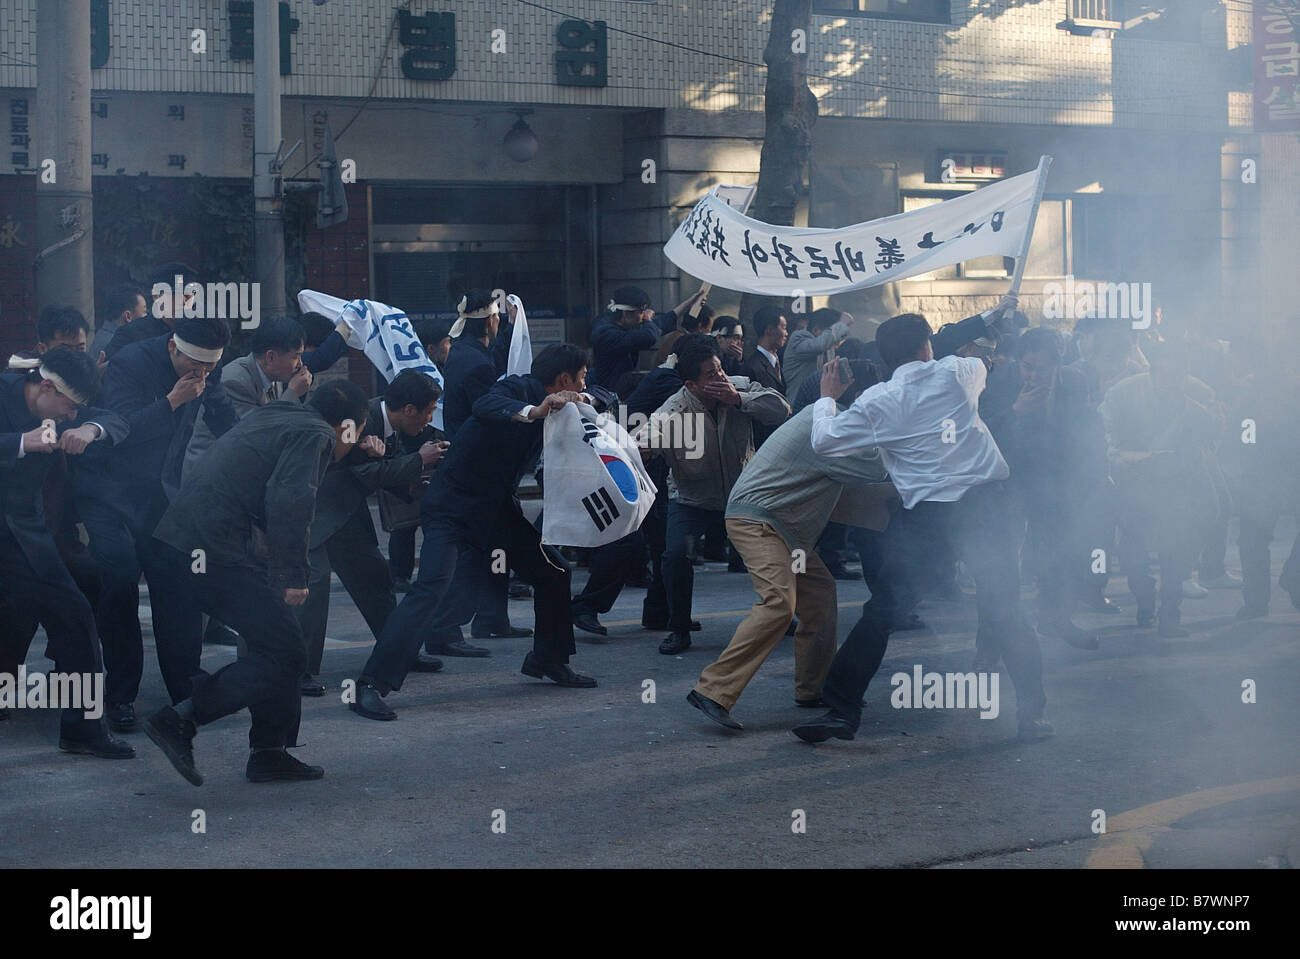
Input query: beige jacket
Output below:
<box><xmin>643</xmin><ymin>376</ymin><xmax>790</xmax><ymax>511</ymax></box>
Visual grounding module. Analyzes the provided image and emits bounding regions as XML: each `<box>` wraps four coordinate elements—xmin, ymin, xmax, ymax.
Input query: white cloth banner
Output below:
<box><xmin>540</xmin><ymin>401</ymin><xmax>657</xmax><ymax>548</ymax></box>
<box><xmin>297</xmin><ymin>289</ymin><xmax>447</xmax><ymax>429</ymax></box>
<box><xmin>664</xmin><ymin>163</ymin><xmax>1048</xmax><ymax>296</ymax></box>
<box><xmin>504</xmin><ymin>293</ymin><xmax>532</xmax><ymax>377</ymax></box>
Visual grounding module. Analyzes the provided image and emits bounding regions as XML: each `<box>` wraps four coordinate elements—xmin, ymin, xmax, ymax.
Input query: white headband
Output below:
<box><xmin>607</xmin><ymin>301</ymin><xmax>645</xmax><ymax>313</ymax></box>
<box><xmin>8</xmin><ymin>354</ymin><xmax>40</xmax><ymax>370</ymax></box>
<box><xmin>38</xmin><ymin>363</ymin><xmax>88</xmax><ymax>404</ymax></box>
<box><xmin>449</xmin><ymin>296</ymin><xmax>499</xmax><ymax>338</ymax></box>
<box><xmin>172</xmin><ymin>335</ymin><xmax>224</xmax><ymax>364</ymax></box>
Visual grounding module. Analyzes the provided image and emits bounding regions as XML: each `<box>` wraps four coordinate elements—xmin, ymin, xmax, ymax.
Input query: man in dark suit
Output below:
<box><xmin>74</xmin><ymin>315</ymin><xmax>239</xmax><ymax>733</ymax></box>
<box><xmin>0</xmin><ymin>349</ymin><xmax>133</xmax><ymax>757</ymax></box>
<box><xmin>350</xmin><ymin>344</ymin><xmax>609</xmax><ymax>721</ymax></box>
<box><xmin>184</xmin><ymin>316</ymin><xmax>312</xmax><ymax>479</ymax></box>
<box><xmin>297</xmin><ymin>371</ymin><xmax>448</xmax><ymax>694</ymax></box>
<box><xmin>431</xmin><ymin>290</ymin><xmax>525</xmax><ymax>654</ymax></box>
<box><xmin>143</xmin><ymin>380</ymin><xmax>370</xmax><ymax>785</ymax></box>
<box><xmin>102</xmin><ymin>262</ymin><xmax>198</xmax><ymax>361</ymax></box>
<box><xmin>742</xmin><ymin>306</ymin><xmax>790</xmax><ymax>450</ymax></box>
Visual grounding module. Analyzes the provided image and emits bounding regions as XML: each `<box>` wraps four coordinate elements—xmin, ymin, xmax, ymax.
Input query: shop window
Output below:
<box><xmin>813</xmin><ymin>1</ymin><xmax>950</xmax><ymax>24</ymax></box>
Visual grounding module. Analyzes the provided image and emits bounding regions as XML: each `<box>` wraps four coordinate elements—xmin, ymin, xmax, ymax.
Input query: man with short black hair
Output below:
<box><xmin>350</xmin><ymin>344</ymin><xmax>611</xmax><ymax>720</ymax></box>
<box><xmin>103</xmin><ymin>262</ymin><xmax>202</xmax><ymax>360</ymax></box>
<box><xmin>642</xmin><ymin>336</ymin><xmax>790</xmax><ymax>655</ymax></box>
<box><xmin>589</xmin><ymin>285</ymin><xmax>706</xmax><ymax>389</ymax></box>
<box><xmin>0</xmin><ymin>349</ymin><xmax>132</xmax><ymax>757</ymax></box>
<box><xmin>782</xmin><ymin>307</ymin><xmax>853</xmax><ymax>399</ymax></box>
<box><xmin>75</xmin><ymin>315</ymin><xmax>239</xmax><ymax>733</ymax></box>
<box><xmin>92</xmin><ymin>284</ymin><xmax>147</xmax><ymax>359</ymax></box>
<box><xmin>794</xmin><ymin>311</ymin><xmax>1050</xmax><ymax>744</ymax></box>
<box><xmin>297</xmin><ymin>370</ymin><xmax>448</xmax><ymax>694</ymax></box>
<box><xmin>6</xmin><ymin>306</ymin><xmax>92</xmax><ymax>372</ymax></box>
<box><xmin>144</xmin><ymin>379</ymin><xmax>370</xmax><ymax>785</ymax></box>
<box><xmin>184</xmin><ymin>316</ymin><xmax>311</xmax><ymax>479</ymax></box>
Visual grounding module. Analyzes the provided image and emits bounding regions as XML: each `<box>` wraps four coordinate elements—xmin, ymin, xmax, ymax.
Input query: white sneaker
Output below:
<box><xmin>1200</xmin><ymin>573</ymin><xmax>1242</xmax><ymax>589</ymax></box>
<box><xmin>1182</xmin><ymin>579</ymin><xmax>1209</xmax><ymax>599</ymax></box>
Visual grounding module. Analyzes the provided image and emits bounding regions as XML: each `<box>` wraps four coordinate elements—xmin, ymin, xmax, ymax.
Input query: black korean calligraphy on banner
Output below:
<box><xmin>664</xmin><ymin>160</ymin><xmax>1051</xmax><ymax>297</ymax></box>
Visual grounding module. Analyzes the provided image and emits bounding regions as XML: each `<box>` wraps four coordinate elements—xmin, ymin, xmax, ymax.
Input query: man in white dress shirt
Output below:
<box><xmin>793</xmin><ymin>312</ymin><xmax>1050</xmax><ymax>744</ymax></box>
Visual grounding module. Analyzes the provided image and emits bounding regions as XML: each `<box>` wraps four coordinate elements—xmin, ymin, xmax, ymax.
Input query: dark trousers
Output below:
<box><xmin>0</xmin><ymin>540</ymin><xmax>101</xmax><ymax>678</ymax></box>
<box><xmin>571</xmin><ymin>531</ymin><xmax>642</xmax><ymax>617</ymax></box>
<box><xmin>0</xmin><ymin>529</ymin><xmax>107</xmax><ymax>737</ymax></box>
<box><xmin>298</xmin><ymin>508</ymin><xmax>396</xmax><ymax>676</ymax></box>
<box><xmin>388</xmin><ymin>525</ymin><xmax>417</xmax><ymax>581</ymax></box>
<box><xmin>1114</xmin><ymin>509</ymin><xmax>1193</xmax><ymax>624</ymax></box>
<box><xmin>823</xmin><ymin>483</ymin><xmax>1046</xmax><ymax>730</ymax></box>
<box><xmin>157</xmin><ymin>546</ymin><xmax>306</xmax><ymax>749</ymax></box>
<box><xmin>641</xmin><ymin>467</ymin><xmax>670</xmax><ymax>624</ymax></box>
<box><xmin>816</xmin><ymin>522</ymin><xmax>849</xmax><ymax>567</ymax></box>
<box><xmin>662</xmin><ymin>501</ymin><xmax>721</xmax><ymax>633</ymax></box>
<box><xmin>80</xmin><ymin>495</ymin><xmax>202</xmax><ymax>706</ymax></box>
<box><xmin>362</xmin><ymin>506</ymin><xmax>576</xmax><ymax>694</ymax></box>
<box><xmin>1238</xmin><ymin>484</ymin><xmax>1300</xmax><ymax>611</ymax></box>
<box><xmin>425</xmin><ymin>547</ymin><xmax>511</xmax><ymax>648</ymax></box>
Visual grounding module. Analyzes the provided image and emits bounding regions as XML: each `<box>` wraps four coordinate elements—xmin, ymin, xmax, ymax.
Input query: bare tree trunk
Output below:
<box><xmin>739</xmin><ymin>0</ymin><xmax>818</xmax><ymax>327</ymax></box>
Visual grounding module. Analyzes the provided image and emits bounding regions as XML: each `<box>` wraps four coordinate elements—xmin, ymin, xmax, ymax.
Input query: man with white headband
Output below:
<box><xmin>426</xmin><ymin>288</ymin><xmax>527</xmax><ymax>657</ymax></box>
<box><xmin>0</xmin><ymin>348</ymin><xmax>133</xmax><ymax>757</ymax></box>
<box><xmin>588</xmin><ymin>284</ymin><xmax>706</xmax><ymax>391</ymax></box>
<box><xmin>102</xmin><ymin>261</ymin><xmax>199</xmax><ymax>361</ymax></box>
<box><xmin>73</xmin><ymin>315</ymin><xmax>239</xmax><ymax>735</ymax></box>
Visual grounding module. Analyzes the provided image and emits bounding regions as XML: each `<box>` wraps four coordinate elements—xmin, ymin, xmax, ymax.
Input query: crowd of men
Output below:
<box><xmin>4</xmin><ymin>262</ymin><xmax>1298</xmax><ymax>784</ymax></box>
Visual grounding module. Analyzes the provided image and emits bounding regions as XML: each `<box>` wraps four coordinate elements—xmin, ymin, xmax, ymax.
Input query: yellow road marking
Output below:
<box><xmin>1085</xmin><ymin>774</ymin><xmax>1300</xmax><ymax>868</ymax></box>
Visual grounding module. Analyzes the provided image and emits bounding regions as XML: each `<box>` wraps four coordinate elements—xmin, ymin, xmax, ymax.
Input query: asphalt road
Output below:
<box><xmin>2</xmin><ymin>515</ymin><xmax>1297</xmax><ymax>869</ymax></box>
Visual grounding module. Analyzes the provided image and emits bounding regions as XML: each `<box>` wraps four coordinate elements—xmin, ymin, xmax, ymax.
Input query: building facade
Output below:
<box><xmin>0</xmin><ymin>0</ymin><xmax>1292</xmax><ymax>359</ymax></box>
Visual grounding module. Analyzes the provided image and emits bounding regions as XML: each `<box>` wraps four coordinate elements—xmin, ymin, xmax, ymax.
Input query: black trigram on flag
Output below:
<box><xmin>581</xmin><ymin>487</ymin><xmax>621</xmax><ymax>531</ymax></box>
<box><xmin>579</xmin><ymin>416</ymin><xmax>601</xmax><ymax>447</ymax></box>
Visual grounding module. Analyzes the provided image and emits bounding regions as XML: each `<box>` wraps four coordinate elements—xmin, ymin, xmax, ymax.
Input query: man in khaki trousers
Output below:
<box><xmin>688</xmin><ymin>359</ymin><xmax>890</xmax><ymax>730</ymax></box>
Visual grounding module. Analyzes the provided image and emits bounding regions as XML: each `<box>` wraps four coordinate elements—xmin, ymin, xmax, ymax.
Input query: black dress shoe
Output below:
<box><xmin>792</xmin><ymin>712</ymin><xmax>856</xmax><ymax>743</ymax></box>
<box><xmin>795</xmin><ymin>697</ymin><xmax>827</xmax><ymax>708</ymax></box>
<box><xmin>431</xmin><ymin>639</ymin><xmax>492</xmax><ymax>657</ymax></box>
<box><xmin>687</xmin><ymin>620</ymin><xmax>702</xmax><ymax>632</ymax></box>
<box><xmin>470</xmin><ymin>624</ymin><xmax>532</xmax><ymax>639</ymax></box>
<box><xmin>409</xmin><ymin>653</ymin><xmax>445</xmax><ymax>672</ymax></box>
<box><xmin>143</xmin><ymin>706</ymin><xmax>202</xmax><ymax>786</ymax></box>
<box><xmin>521</xmin><ymin>652</ymin><xmax>597</xmax><ymax>687</ymax></box>
<box><xmin>106</xmin><ymin>702</ymin><xmax>137</xmax><ymax>733</ymax></box>
<box><xmin>508</xmin><ymin>582</ymin><xmax>533</xmax><ymax>600</ymax></box>
<box><xmin>1136</xmin><ymin>604</ymin><xmax>1156</xmax><ymax>628</ymax></box>
<box><xmin>1016</xmin><ymin>718</ymin><xmax>1054</xmax><ymax>742</ymax></box>
<box><xmin>573</xmin><ymin>612</ymin><xmax>608</xmax><ymax>636</ymax></box>
<box><xmin>300</xmin><ymin>676</ymin><xmax>327</xmax><ymax>697</ymax></box>
<box><xmin>687</xmin><ymin>690</ymin><xmax>742</xmax><ymax>729</ymax></box>
<box><xmin>350</xmin><ymin>683</ymin><xmax>396</xmax><ymax>721</ymax></box>
<box><xmin>59</xmin><ymin>723</ymin><xmax>136</xmax><ymax>760</ymax></box>
<box><xmin>890</xmin><ymin>613</ymin><xmax>926</xmax><ymax>631</ymax></box>
<box><xmin>247</xmin><ymin>748</ymin><xmax>325</xmax><ymax>782</ymax></box>
<box><xmin>659</xmin><ymin>632</ymin><xmax>692</xmax><ymax>655</ymax></box>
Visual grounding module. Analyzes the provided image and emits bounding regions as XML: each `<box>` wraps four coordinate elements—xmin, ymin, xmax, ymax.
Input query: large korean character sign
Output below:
<box><xmin>540</xmin><ymin>402</ymin><xmax>657</xmax><ymax>548</ymax></box>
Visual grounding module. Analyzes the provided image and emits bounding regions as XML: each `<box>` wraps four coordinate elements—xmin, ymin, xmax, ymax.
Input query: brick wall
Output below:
<box><xmin>0</xmin><ymin>173</ymin><xmax>37</xmax><ymax>358</ymax></box>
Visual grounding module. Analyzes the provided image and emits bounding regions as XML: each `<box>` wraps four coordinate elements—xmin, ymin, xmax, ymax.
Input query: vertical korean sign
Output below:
<box><xmin>1254</xmin><ymin>2</ymin><xmax>1300</xmax><ymax>132</ymax></box>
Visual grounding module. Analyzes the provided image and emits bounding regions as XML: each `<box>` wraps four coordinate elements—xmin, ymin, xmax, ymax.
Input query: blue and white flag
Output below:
<box><xmin>297</xmin><ymin>289</ymin><xmax>447</xmax><ymax>430</ymax></box>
